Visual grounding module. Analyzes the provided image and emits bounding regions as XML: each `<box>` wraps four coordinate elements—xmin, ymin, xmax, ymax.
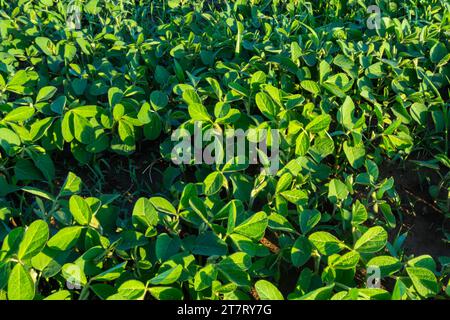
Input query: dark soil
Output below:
<box><xmin>381</xmin><ymin>161</ymin><xmax>449</xmax><ymax>259</ymax></box>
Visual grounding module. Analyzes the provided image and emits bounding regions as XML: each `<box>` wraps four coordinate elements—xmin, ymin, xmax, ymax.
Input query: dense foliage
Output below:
<box><xmin>0</xmin><ymin>0</ymin><xmax>449</xmax><ymax>300</ymax></box>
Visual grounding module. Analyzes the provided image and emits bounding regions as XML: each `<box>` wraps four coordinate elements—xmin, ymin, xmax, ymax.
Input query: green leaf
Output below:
<box><xmin>194</xmin><ymin>264</ymin><xmax>217</xmax><ymax>291</ymax></box>
<box><xmin>59</xmin><ymin>172</ymin><xmax>82</xmax><ymax>197</ymax></box>
<box><xmin>92</xmin><ymin>262</ymin><xmax>127</xmax><ymax>281</ymax></box>
<box><xmin>148</xmin><ymin>286</ymin><xmax>183</xmax><ymax>300</ymax></box>
<box><xmin>337</xmin><ymin>95</ymin><xmax>356</xmax><ymax>130</ymax></box>
<box><xmin>188</xmin><ymin>103</ymin><xmax>211</xmax><ymax>122</ymax></box>
<box><xmin>132</xmin><ymin>198</ymin><xmax>158</xmax><ymax>230</ymax></box>
<box><xmin>233</xmin><ymin>211</ymin><xmax>268</xmax><ymax>241</ymax></box>
<box><xmin>331</xmin><ymin>251</ymin><xmax>360</xmax><ymax>269</ymax></box>
<box><xmin>36</xmin><ymin>86</ymin><xmax>57</xmax><ymax>103</ymax></box>
<box><xmin>117</xmin><ymin>280</ymin><xmax>146</xmax><ymax>300</ymax></box>
<box><xmin>300</xmin><ymin>80</ymin><xmax>320</xmax><ymax>95</ymax></box>
<box><xmin>308</xmin><ymin>231</ymin><xmax>345</xmax><ymax>256</ymax></box>
<box><xmin>150</xmin><ymin>91</ymin><xmax>168</xmax><ymax>110</ymax></box>
<box><xmin>298</xmin><ymin>284</ymin><xmax>335</xmax><ymax>300</ymax></box>
<box><xmin>430</xmin><ymin>42</ymin><xmax>447</xmax><ymax>64</ymax></box>
<box><xmin>255</xmin><ymin>280</ymin><xmax>284</xmax><ymax>300</ymax></box>
<box><xmin>299</xmin><ymin>209</ymin><xmax>321</xmax><ymax>234</ymax></box>
<box><xmin>354</xmin><ymin>226</ymin><xmax>387</xmax><ymax>253</ymax></box>
<box><xmin>155</xmin><ymin>234</ymin><xmax>181</xmax><ymax>261</ymax></box>
<box><xmin>108</xmin><ymin>87</ymin><xmax>123</xmax><ymax>107</ymax></box>
<box><xmin>291</xmin><ymin>236</ymin><xmax>312</xmax><ymax>267</ymax></box>
<box><xmin>295</xmin><ymin>131</ymin><xmax>310</xmax><ymax>156</ymax></box>
<box><xmin>193</xmin><ymin>232</ymin><xmax>227</xmax><ymax>256</ymax></box>
<box><xmin>18</xmin><ymin>220</ymin><xmax>49</xmax><ymax>260</ymax></box>
<box><xmin>149</xmin><ymin>265</ymin><xmax>183</xmax><ymax>285</ymax></box>
<box><xmin>406</xmin><ymin>267</ymin><xmax>439</xmax><ymax>298</ymax></box>
<box><xmin>268</xmin><ymin>213</ymin><xmax>295</xmax><ymax>232</ymax></box>
<box><xmin>7</xmin><ymin>264</ymin><xmax>35</xmax><ymax>300</ymax></box>
<box><xmin>280</xmin><ymin>189</ymin><xmax>308</xmax><ymax>205</ymax></box>
<box><xmin>72</xmin><ymin>113</ymin><xmax>94</xmax><ymax>144</ymax></box>
<box><xmin>407</xmin><ymin>255</ymin><xmax>437</xmax><ymax>273</ymax></box>
<box><xmin>3</xmin><ymin>107</ymin><xmax>35</xmax><ymax>122</ymax></box>
<box><xmin>21</xmin><ymin>186</ymin><xmax>55</xmax><ymax>201</ymax></box>
<box><xmin>367</xmin><ymin>256</ymin><xmax>402</xmax><ymax>277</ymax></box>
<box><xmin>217</xmin><ymin>252</ymin><xmax>251</xmax><ymax>287</ymax></box>
<box><xmin>44</xmin><ymin>290</ymin><xmax>71</xmax><ymax>300</ymax></box>
<box><xmin>69</xmin><ymin>195</ymin><xmax>92</xmax><ymax>226</ymax></box>
<box><xmin>204</xmin><ymin>171</ymin><xmax>225</xmax><ymax>196</ymax></box>
<box><xmin>351</xmin><ymin>200</ymin><xmax>368</xmax><ymax>225</ymax></box>
<box><xmin>328</xmin><ymin>179</ymin><xmax>349</xmax><ymax>202</ymax></box>
<box><xmin>149</xmin><ymin>197</ymin><xmax>177</xmax><ymax>215</ymax></box>
<box><xmin>62</xmin><ymin>263</ymin><xmax>87</xmax><ymax>286</ymax></box>
<box><xmin>305</xmin><ymin>114</ymin><xmax>331</xmax><ymax>133</ymax></box>
<box><xmin>410</xmin><ymin>103</ymin><xmax>428</xmax><ymax>125</ymax></box>
<box><xmin>47</xmin><ymin>226</ymin><xmax>83</xmax><ymax>251</ymax></box>
<box><xmin>343</xmin><ymin>141</ymin><xmax>365</xmax><ymax>169</ymax></box>
<box><xmin>366</xmin><ymin>62</ymin><xmax>385</xmax><ymax>78</ymax></box>
<box><xmin>0</xmin><ymin>127</ymin><xmax>21</xmax><ymax>155</ymax></box>
<box><xmin>255</xmin><ymin>92</ymin><xmax>278</xmax><ymax>120</ymax></box>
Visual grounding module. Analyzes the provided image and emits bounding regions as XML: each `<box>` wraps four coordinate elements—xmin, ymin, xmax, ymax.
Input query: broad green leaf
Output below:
<box><xmin>406</xmin><ymin>267</ymin><xmax>439</xmax><ymax>298</ymax></box>
<box><xmin>298</xmin><ymin>284</ymin><xmax>335</xmax><ymax>300</ymax></box>
<box><xmin>233</xmin><ymin>211</ymin><xmax>268</xmax><ymax>241</ymax></box>
<box><xmin>300</xmin><ymin>80</ymin><xmax>320</xmax><ymax>95</ymax></box>
<box><xmin>367</xmin><ymin>256</ymin><xmax>402</xmax><ymax>277</ymax></box>
<box><xmin>62</xmin><ymin>263</ymin><xmax>87</xmax><ymax>287</ymax></box>
<box><xmin>149</xmin><ymin>197</ymin><xmax>177</xmax><ymax>215</ymax></box>
<box><xmin>148</xmin><ymin>286</ymin><xmax>183</xmax><ymax>300</ymax></box>
<box><xmin>192</xmin><ymin>231</ymin><xmax>227</xmax><ymax>256</ymax></box>
<box><xmin>108</xmin><ymin>87</ymin><xmax>123</xmax><ymax>107</ymax></box>
<box><xmin>0</xmin><ymin>128</ymin><xmax>21</xmax><ymax>155</ymax></box>
<box><xmin>36</xmin><ymin>86</ymin><xmax>57</xmax><ymax>103</ymax></box>
<box><xmin>188</xmin><ymin>103</ymin><xmax>211</xmax><ymax>122</ymax></box>
<box><xmin>354</xmin><ymin>226</ymin><xmax>387</xmax><ymax>253</ymax></box>
<box><xmin>430</xmin><ymin>42</ymin><xmax>447</xmax><ymax>64</ymax></box>
<box><xmin>328</xmin><ymin>179</ymin><xmax>349</xmax><ymax>202</ymax></box>
<box><xmin>59</xmin><ymin>172</ymin><xmax>82</xmax><ymax>197</ymax></box>
<box><xmin>149</xmin><ymin>265</ymin><xmax>183</xmax><ymax>285</ymax></box>
<box><xmin>204</xmin><ymin>171</ymin><xmax>225</xmax><ymax>196</ymax></box>
<box><xmin>117</xmin><ymin>280</ymin><xmax>146</xmax><ymax>300</ymax></box>
<box><xmin>299</xmin><ymin>209</ymin><xmax>321</xmax><ymax>234</ymax></box>
<box><xmin>132</xmin><ymin>198</ymin><xmax>158</xmax><ymax>230</ymax></box>
<box><xmin>331</xmin><ymin>251</ymin><xmax>360</xmax><ymax>269</ymax></box>
<box><xmin>7</xmin><ymin>264</ymin><xmax>35</xmax><ymax>300</ymax></box>
<box><xmin>194</xmin><ymin>264</ymin><xmax>217</xmax><ymax>291</ymax></box>
<box><xmin>291</xmin><ymin>236</ymin><xmax>312</xmax><ymax>267</ymax></box>
<box><xmin>255</xmin><ymin>92</ymin><xmax>278</xmax><ymax>120</ymax></box>
<box><xmin>92</xmin><ymin>262</ymin><xmax>127</xmax><ymax>281</ymax></box>
<box><xmin>18</xmin><ymin>220</ymin><xmax>49</xmax><ymax>260</ymax></box>
<box><xmin>337</xmin><ymin>96</ymin><xmax>356</xmax><ymax>130</ymax></box>
<box><xmin>351</xmin><ymin>200</ymin><xmax>368</xmax><ymax>225</ymax></box>
<box><xmin>295</xmin><ymin>131</ymin><xmax>310</xmax><ymax>156</ymax></box>
<box><xmin>3</xmin><ymin>107</ymin><xmax>35</xmax><ymax>122</ymax></box>
<box><xmin>44</xmin><ymin>290</ymin><xmax>71</xmax><ymax>300</ymax></box>
<box><xmin>305</xmin><ymin>114</ymin><xmax>331</xmax><ymax>133</ymax></box>
<box><xmin>217</xmin><ymin>252</ymin><xmax>251</xmax><ymax>287</ymax></box>
<box><xmin>255</xmin><ymin>280</ymin><xmax>284</xmax><ymax>300</ymax></box>
<box><xmin>308</xmin><ymin>232</ymin><xmax>345</xmax><ymax>256</ymax></box>
<box><xmin>343</xmin><ymin>141</ymin><xmax>365</xmax><ymax>169</ymax></box>
<box><xmin>280</xmin><ymin>189</ymin><xmax>308</xmax><ymax>205</ymax></box>
<box><xmin>69</xmin><ymin>195</ymin><xmax>92</xmax><ymax>225</ymax></box>
<box><xmin>47</xmin><ymin>226</ymin><xmax>83</xmax><ymax>251</ymax></box>
<box><xmin>150</xmin><ymin>91</ymin><xmax>168</xmax><ymax>110</ymax></box>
